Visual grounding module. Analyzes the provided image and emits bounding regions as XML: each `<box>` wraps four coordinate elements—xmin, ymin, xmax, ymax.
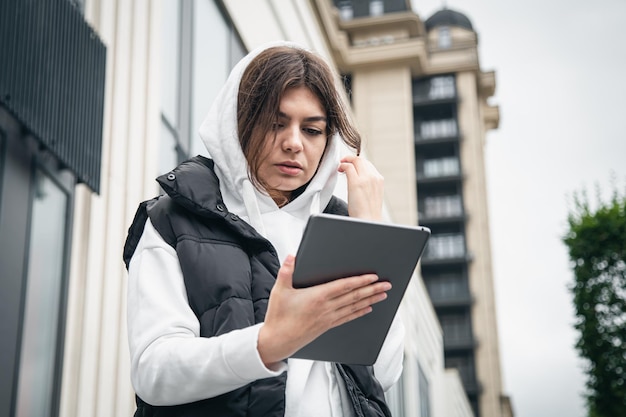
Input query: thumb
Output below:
<box><xmin>275</xmin><ymin>254</ymin><xmax>296</xmax><ymax>289</ymax></box>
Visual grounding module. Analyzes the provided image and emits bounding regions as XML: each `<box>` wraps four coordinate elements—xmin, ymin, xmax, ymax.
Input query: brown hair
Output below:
<box><xmin>237</xmin><ymin>46</ymin><xmax>361</xmax><ymax>200</ymax></box>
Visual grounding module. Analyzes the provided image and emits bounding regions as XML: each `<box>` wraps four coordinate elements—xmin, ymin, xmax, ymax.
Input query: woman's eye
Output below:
<box><xmin>304</xmin><ymin>128</ymin><xmax>323</xmax><ymax>135</ymax></box>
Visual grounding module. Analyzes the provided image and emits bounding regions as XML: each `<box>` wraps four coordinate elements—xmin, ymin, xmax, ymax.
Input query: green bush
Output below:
<box><xmin>563</xmin><ymin>187</ymin><xmax>626</xmax><ymax>417</ymax></box>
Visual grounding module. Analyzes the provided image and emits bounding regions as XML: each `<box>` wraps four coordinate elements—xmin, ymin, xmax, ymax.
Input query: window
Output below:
<box><xmin>189</xmin><ymin>0</ymin><xmax>245</xmax><ymax>157</ymax></box>
<box><xmin>424</xmin><ymin>233</ymin><xmax>465</xmax><ymax>259</ymax></box>
<box><xmin>423</xmin><ymin>157</ymin><xmax>459</xmax><ymax>177</ymax></box>
<box><xmin>0</xmin><ymin>112</ymin><xmax>75</xmax><ymax>417</ymax></box>
<box><xmin>15</xmin><ymin>169</ymin><xmax>69</xmax><ymax>417</ymax></box>
<box><xmin>0</xmin><ymin>130</ymin><xmax>5</xmax><ymax>202</ymax></box>
<box><xmin>338</xmin><ymin>1</ymin><xmax>353</xmax><ymax>20</ymax></box>
<box><xmin>418</xmin><ymin>363</ymin><xmax>431</xmax><ymax>417</ymax></box>
<box><xmin>369</xmin><ymin>0</ymin><xmax>384</xmax><ymax>16</ymax></box>
<box><xmin>438</xmin><ymin>26</ymin><xmax>451</xmax><ymax>49</ymax></box>
<box><xmin>160</xmin><ymin>0</ymin><xmax>185</xmax><ymax>175</ymax></box>
<box><xmin>385</xmin><ymin>365</ymin><xmax>405</xmax><ymax>416</ymax></box>
<box><xmin>423</xmin><ymin>194</ymin><xmax>462</xmax><ymax>218</ymax></box>
<box><xmin>160</xmin><ymin>0</ymin><xmax>246</xmax><ymax>175</ymax></box>
<box><xmin>428</xmin><ymin>75</ymin><xmax>455</xmax><ymax>99</ymax></box>
<box><xmin>419</xmin><ymin>119</ymin><xmax>457</xmax><ymax>140</ymax></box>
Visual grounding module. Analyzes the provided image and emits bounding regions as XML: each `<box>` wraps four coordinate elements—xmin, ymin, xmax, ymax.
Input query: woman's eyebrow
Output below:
<box><xmin>278</xmin><ymin>111</ymin><xmax>327</xmax><ymax>123</ymax></box>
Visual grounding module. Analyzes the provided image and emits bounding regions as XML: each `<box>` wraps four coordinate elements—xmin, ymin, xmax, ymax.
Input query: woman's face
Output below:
<box><xmin>257</xmin><ymin>86</ymin><xmax>328</xmax><ymax>203</ymax></box>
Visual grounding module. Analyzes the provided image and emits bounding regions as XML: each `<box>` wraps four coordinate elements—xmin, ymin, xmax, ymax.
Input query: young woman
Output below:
<box><xmin>124</xmin><ymin>42</ymin><xmax>404</xmax><ymax>417</ymax></box>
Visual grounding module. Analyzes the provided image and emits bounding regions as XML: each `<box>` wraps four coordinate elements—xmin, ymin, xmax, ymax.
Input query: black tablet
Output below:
<box><xmin>291</xmin><ymin>213</ymin><xmax>430</xmax><ymax>365</ymax></box>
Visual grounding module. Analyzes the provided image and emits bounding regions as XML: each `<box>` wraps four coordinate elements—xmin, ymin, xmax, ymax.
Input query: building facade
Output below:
<box><xmin>316</xmin><ymin>1</ymin><xmax>513</xmax><ymax>417</ymax></box>
<box><xmin>1</xmin><ymin>0</ymin><xmax>479</xmax><ymax>416</ymax></box>
<box><xmin>0</xmin><ymin>1</ymin><xmax>106</xmax><ymax>416</ymax></box>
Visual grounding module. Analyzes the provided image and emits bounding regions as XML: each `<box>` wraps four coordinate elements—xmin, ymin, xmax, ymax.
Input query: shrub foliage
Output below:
<box><xmin>563</xmin><ymin>189</ymin><xmax>626</xmax><ymax>417</ymax></box>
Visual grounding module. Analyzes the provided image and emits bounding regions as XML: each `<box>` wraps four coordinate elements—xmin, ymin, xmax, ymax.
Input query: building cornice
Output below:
<box><xmin>311</xmin><ymin>0</ymin><xmax>428</xmax><ymax>74</ymax></box>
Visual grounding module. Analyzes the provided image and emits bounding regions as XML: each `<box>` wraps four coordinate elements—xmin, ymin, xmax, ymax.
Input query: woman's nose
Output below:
<box><xmin>281</xmin><ymin>126</ymin><xmax>303</xmax><ymax>152</ymax></box>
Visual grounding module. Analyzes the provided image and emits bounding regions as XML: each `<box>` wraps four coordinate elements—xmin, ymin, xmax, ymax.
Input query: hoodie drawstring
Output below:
<box><xmin>310</xmin><ymin>191</ymin><xmax>322</xmax><ymax>217</ymax></box>
<box><xmin>242</xmin><ymin>179</ymin><xmax>267</xmax><ymax>238</ymax></box>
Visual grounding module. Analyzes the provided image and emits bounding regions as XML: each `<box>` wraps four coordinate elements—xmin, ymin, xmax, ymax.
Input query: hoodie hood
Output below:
<box><xmin>198</xmin><ymin>41</ymin><xmax>343</xmax><ymax>261</ymax></box>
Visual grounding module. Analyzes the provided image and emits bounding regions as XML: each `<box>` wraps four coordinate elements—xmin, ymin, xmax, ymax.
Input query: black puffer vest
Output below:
<box><xmin>123</xmin><ymin>156</ymin><xmax>392</xmax><ymax>417</ymax></box>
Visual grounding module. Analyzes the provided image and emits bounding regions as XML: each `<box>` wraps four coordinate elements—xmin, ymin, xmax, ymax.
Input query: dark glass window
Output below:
<box><xmin>333</xmin><ymin>0</ymin><xmax>407</xmax><ymax>19</ymax></box>
<box><xmin>15</xmin><ymin>169</ymin><xmax>69</xmax><ymax>417</ymax></box>
<box><xmin>0</xmin><ymin>109</ymin><xmax>75</xmax><ymax>417</ymax></box>
<box><xmin>160</xmin><ymin>0</ymin><xmax>247</xmax><ymax>174</ymax></box>
<box><xmin>413</xmin><ymin>74</ymin><xmax>456</xmax><ymax>103</ymax></box>
<box><xmin>429</xmin><ymin>76</ymin><xmax>455</xmax><ymax>99</ymax></box>
<box><xmin>418</xmin><ymin>363</ymin><xmax>431</xmax><ymax>417</ymax></box>
<box><xmin>0</xmin><ymin>130</ymin><xmax>5</xmax><ymax>203</ymax></box>
<box><xmin>424</xmin><ymin>233</ymin><xmax>465</xmax><ymax>259</ymax></box>
<box><xmin>384</xmin><ymin>358</ymin><xmax>406</xmax><ymax>416</ymax></box>
<box><xmin>438</xmin><ymin>26</ymin><xmax>451</xmax><ymax>49</ymax></box>
<box><xmin>422</xmin><ymin>194</ymin><xmax>463</xmax><ymax>218</ymax></box>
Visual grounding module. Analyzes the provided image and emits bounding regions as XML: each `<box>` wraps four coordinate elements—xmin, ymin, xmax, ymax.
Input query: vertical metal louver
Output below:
<box><xmin>0</xmin><ymin>0</ymin><xmax>106</xmax><ymax>193</ymax></box>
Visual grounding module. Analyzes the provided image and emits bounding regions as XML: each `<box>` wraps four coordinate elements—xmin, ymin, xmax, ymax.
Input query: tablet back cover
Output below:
<box><xmin>291</xmin><ymin>214</ymin><xmax>430</xmax><ymax>365</ymax></box>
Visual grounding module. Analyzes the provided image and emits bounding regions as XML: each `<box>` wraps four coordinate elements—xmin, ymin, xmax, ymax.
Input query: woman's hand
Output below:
<box><xmin>257</xmin><ymin>255</ymin><xmax>392</xmax><ymax>368</ymax></box>
<box><xmin>338</xmin><ymin>154</ymin><xmax>384</xmax><ymax>221</ymax></box>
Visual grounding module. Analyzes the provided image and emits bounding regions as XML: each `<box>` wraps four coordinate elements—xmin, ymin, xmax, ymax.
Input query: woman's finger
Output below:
<box><xmin>321</xmin><ymin>273</ymin><xmax>379</xmax><ymax>297</ymax></box>
<box><xmin>331</xmin><ymin>279</ymin><xmax>391</xmax><ymax>306</ymax></box>
<box><xmin>274</xmin><ymin>254</ymin><xmax>295</xmax><ymax>289</ymax></box>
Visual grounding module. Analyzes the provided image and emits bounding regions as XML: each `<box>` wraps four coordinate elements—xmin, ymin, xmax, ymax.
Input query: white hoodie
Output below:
<box><xmin>127</xmin><ymin>42</ymin><xmax>404</xmax><ymax>416</ymax></box>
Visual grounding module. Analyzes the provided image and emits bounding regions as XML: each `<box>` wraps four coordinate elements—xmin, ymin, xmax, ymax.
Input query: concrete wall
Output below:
<box><xmin>351</xmin><ymin>66</ymin><xmax>418</xmax><ymax>226</ymax></box>
<box><xmin>457</xmin><ymin>71</ymin><xmax>503</xmax><ymax>417</ymax></box>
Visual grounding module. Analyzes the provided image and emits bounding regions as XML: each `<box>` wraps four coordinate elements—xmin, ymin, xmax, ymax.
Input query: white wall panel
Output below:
<box><xmin>60</xmin><ymin>0</ymin><xmax>160</xmax><ymax>416</ymax></box>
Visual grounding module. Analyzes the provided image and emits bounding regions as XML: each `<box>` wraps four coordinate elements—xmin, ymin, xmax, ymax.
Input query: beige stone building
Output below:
<box><xmin>313</xmin><ymin>1</ymin><xmax>512</xmax><ymax>416</ymax></box>
<box><xmin>1</xmin><ymin>0</ymin><xmax>508</xmax><ymax>416</ymax></box>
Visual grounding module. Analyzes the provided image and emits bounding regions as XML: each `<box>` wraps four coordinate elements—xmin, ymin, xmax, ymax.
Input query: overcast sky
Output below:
<box><xmin>409</xmin><ymin>1</ymin><xmax>626</xmax><ymax>416</ymax></box>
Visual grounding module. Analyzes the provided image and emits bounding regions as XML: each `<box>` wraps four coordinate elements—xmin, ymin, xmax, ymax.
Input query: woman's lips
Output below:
<box><xmin>276</xmin><ymin>162</ymin><xmax>302</xmax><ymax>176</ymax></box>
